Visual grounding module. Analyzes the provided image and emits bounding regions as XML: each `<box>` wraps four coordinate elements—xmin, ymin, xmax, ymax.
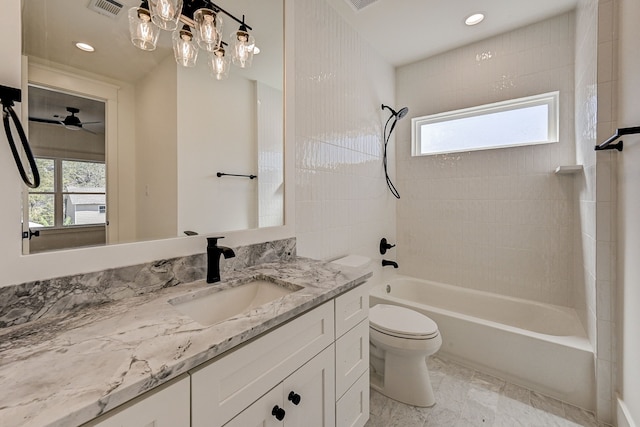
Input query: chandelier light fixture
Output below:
<box><xmin>128</xmin><ymin>0</ymin><xmax>256</xmax><ymax>79</ymax></box>
<box><xmin>207</xmin><ymin>40</ymin><xmax>231</xmax><ymax>80</ymax></box>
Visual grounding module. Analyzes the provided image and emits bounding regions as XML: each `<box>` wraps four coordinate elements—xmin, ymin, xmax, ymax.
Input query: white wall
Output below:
<box><xmin>294</xmin><ymin>0</ymin><xmax>396</xmax><ymax>265</ymax></box>
<box><xmin>135</xmin><ymin>55</ymin><xmax>178</xmax><ymax>241</ymax></box>
<box><xmin>396</xmin><ymin>14</ymin><xmax>576</xmax><ymax>306</ymax></box>
<box><xmin>617</xmin><ymin>0</ymin><xmax>640</xmax><ymax>424</ymax></box>
<box><xmin>574</xmin><ymin>0</ymin><xmax>620</xmax><ymax>421</ymax></box>
<box><xmin>257</xmin><ymin>82</ymin><xmax>284</xmax><ymax>228</ymax></box>
<box><xmin>177</xmin><ymin>61</ymin><xmax>258</xmax><ymax>234</ymax></box>
<box><xmin>574</xmin><ymin>0</ymin><xmax>598</xmax><ymax>355</ymax></box>
<box><xmin>113</xmin><ymin>81</ymin><xmax>138</xmax><ymax>243</ymax></box>
<box><xmin>594</xmin><ymin>0</ymin><xmax>619</xmax><ymax>421</ymax></box>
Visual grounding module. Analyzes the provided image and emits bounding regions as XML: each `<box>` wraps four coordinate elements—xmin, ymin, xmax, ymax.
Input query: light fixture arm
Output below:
<box><xmin>179</xmin><ymin>0</ymin><xmax>252</xmax><ymax>31</ymax></box>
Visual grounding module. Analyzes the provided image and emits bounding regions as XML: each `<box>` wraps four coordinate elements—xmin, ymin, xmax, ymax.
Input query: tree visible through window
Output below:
<box><xmin>29</xmin><ymin>158</ymin><xmax>106</xmax><ymax>228</ymax></box>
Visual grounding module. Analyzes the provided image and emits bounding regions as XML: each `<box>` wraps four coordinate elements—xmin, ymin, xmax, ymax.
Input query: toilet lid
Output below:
<box><xmin>370</xmin><ymin>304</ymin><xmax>439</xmax><ymax>339</ymax></box>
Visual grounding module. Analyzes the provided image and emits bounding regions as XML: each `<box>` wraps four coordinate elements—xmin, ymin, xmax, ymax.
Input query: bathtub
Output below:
<box><xmin>369</xmin><ymin>275</ymin><xmax>595</xmax><ymax>410</ymax></box>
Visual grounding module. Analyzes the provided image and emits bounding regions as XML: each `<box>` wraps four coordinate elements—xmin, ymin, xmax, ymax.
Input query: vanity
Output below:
<box><xmin>0</xmin><ymin>258</ymin><xmax>371</xmax><ymax>427</ymax></box>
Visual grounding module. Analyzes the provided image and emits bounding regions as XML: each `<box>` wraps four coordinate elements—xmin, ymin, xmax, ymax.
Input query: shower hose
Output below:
<box><xmin>1</xmin><ymin>86</ymin><xmax>40</xmax><ymax>188</ymax></box>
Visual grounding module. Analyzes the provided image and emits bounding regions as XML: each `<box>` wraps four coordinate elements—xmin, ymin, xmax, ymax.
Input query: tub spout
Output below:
<box><xmin>382</xmin><ymin>259</ymin><xmax>398</xmax><ymax>268</ymax></box>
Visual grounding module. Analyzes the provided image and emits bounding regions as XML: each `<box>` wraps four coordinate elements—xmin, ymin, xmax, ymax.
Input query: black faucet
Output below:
<box><xmin>382</xmin><ymin>259</ymin><xmax>398</xmax><ymax>268</ymax></box>
<box><xmin>206</xmin><ymin>237</ymin><xmax>236</xmax><ymax>283</ymax></box>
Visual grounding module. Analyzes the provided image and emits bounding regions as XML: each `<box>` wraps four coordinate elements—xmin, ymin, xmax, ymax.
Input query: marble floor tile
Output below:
<box><xmin>365</xmin><ymin>356</ymin><xmax>607</xmax><ymax>427</ymax></box>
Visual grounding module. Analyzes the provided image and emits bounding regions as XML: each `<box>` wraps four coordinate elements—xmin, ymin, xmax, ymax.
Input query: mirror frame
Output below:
<box><xmin>0</xmin><ymin>0</ymin><xmax>295</xmax><ymax>288</ymax></box>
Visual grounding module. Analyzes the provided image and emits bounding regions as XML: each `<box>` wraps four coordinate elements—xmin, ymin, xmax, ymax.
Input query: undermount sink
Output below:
<box><xmin>169</xmin><ymin>278</ymin><xmax>302</xmax><ymax>326</ymax></box>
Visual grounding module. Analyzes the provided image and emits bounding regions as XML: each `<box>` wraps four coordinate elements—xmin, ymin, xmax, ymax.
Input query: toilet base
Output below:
<box><xmin>370</xmin><ymin>352</ymin><xmax>436</xmax><ymax>407</ymax></box>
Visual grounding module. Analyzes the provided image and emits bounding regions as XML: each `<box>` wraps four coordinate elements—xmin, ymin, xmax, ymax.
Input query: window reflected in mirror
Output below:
<box><xmin>26</xmin><ymin>86</ymin><xmax>107</xmax><ymax>253</ymax></box>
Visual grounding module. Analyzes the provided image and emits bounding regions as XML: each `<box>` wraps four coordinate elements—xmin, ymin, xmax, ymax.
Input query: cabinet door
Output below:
<box><xmin>335</xmin><ymin>284</ymin><xmax>369</xmax><ymax>338</ymax></box>
<box><xmin>282</xmin><ymin>345</ymin><xmax>336</xmax><ymax>427</ymax></box>
<box><xmin>84</xmin><ymin>375</ymin><xmax>190</xmax><ymax>427</ymax></box>
<box><xmin>224</xmin><ymin>385</ymin><xmax>282</xmax><ymax>427</ymax></box>
<box><xmin>335</xmin><ymin>319</ymin><xmax>369</xmax><ymax>399</ymax></box>
<box><xmin>336</xmin><ymin>371</ymin><xmax>369</xmax><ymax>427</ymax></box>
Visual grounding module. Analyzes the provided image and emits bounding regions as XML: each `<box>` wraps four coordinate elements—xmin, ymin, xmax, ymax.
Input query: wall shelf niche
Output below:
<box><xmin>554</xmin><ymin>165</ymin><xmax>584</xmax><ymax>175</ymax></box>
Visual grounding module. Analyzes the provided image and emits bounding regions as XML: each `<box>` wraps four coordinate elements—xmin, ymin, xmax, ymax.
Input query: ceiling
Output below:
<box><xmin>22</xmin><ymin>0</ymin><xmax>579</xmax><ymax>124</ymax></box>
<box><xmin>324</xmin><ymin>0</ymin><xmax>579</xmax><ymax>67</ymax></box>
<box><xmin>28</xmin><ymin>86</ymin><xmax>106</xmax><ymax>135</ymax></box>
<box><xmin>21</xmin><ymin>0</ymin><xmax>282</xmax><ymax>85</ymax></box>
<box><xmin>22</xmin><ymin>0</ymin><xmax>282</xmax><ymax>133</ymax></box>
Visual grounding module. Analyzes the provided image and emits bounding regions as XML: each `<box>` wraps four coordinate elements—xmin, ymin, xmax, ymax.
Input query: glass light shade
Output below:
<box><xmin>231</xmin><ymin>30</ymin><xmax>255</xmax><ymax>68</ymax></box>
<box><xmin>194</xmin><ymin>8</ymin><xmax>222</xmax><ymax>52</ymax></box>
<box><xmin>128</xmin><ymin>7</ymin><xmax>160</xmax><ymax>51</ymax></box>
<box><xmin>149</xmin><ymin>0</ymin><xmax>183</xmax><ymax>31</ymax></box>
<box><xmin>172</xmin><ymin>27</ymin><xmax>199</xmax><ymax>67</ymax></box>
<box><xmin>207</xmin><ymin>48</ymin><xmax>230</xmax><ymax>80</ymax></box>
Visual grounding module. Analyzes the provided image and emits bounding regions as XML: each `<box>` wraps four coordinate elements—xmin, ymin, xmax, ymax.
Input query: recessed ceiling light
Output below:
<box><xmin>465</xmin><ymin>13</ymin><xmax>485</xmax><ymax>26</ymax></box>
<box><xmin>75</xmin><ymin>42</ymin><xmax>95</xmax><ymax>52</ymax></box>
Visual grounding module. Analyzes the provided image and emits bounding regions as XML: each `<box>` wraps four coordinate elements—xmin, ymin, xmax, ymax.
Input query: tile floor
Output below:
<box><xmin>365</xmin><ymin>356</ymin><xmax>608</xmax><ymax>427</ymax></box>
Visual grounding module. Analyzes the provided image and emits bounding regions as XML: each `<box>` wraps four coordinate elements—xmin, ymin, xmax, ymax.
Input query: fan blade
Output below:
<box><xmin>81</xmin><ymin>127</ymin><xmax>98</xmax><ymax>135</ymax></box>
<box><xmin>79</xmin><ymin>121</ymin><xmax>102</xmax><ymax>125</ymax></box>
<box><xmin>29</xmin><ymin>117</ymin><xmax>63</xmax><ymax>125</ymax></box>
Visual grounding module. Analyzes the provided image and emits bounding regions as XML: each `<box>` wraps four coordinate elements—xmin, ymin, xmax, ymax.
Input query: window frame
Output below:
<box><xmin>411</xmin><ymin>91</ymin><xmax>559</xmax><ymax>156</ymax></box>
<box><xmin>29</xmin><ymin>157</ymin><xmax>106</xmax><ymax>229</ymax></box>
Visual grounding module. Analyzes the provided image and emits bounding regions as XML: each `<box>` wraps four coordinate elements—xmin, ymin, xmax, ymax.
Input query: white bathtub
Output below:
<box><xmin>369</xmin><ymin>276</ymin><xmax>595</xmax><ymax>410</ymax></box>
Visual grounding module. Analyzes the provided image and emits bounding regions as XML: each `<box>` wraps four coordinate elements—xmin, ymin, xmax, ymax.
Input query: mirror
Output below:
<box><xmin>21</xmin><ymin>0</ymin><xmax>284</xmax><ymax>254</ymax></box>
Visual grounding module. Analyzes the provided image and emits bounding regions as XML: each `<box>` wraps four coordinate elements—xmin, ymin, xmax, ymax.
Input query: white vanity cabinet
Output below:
<box><xmin>191</xmin><ymin>301</ymin><xmax>335</xmax><ymax>427</ymax></box>
<box><xmin>334</xmin><ymin>283</ymin><xmax>370</xmax><ymax>427</ymax></box>
<box><xmin>225</xmin><ymin>345</ymin><xmax>335</xmax><ymax>427</ymax></box>
<box><xmin>192</xmin><ymin>282</ymin><xmax>370</xmax><ymax>427</ymax></box>
<box><xmin>82</xmin><ymin>375</ymin><xmax>190</xmax><ymax>427</ymax></box>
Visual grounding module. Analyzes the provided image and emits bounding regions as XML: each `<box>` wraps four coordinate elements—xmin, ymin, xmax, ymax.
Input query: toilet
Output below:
<box><xmin>369</xmin><ymin>304</ymin><xmax>442</xmax><ymax>407</ymax></box>
<box><xmin>329</xmin><ymin>255</ymin><xmax>442</xmax><ymax>408</ymax></box>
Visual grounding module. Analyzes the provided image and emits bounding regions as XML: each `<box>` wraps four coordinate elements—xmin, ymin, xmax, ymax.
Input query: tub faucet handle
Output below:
<box><xmin>380</xmin><ymin>238</ymin><xmax>396</xmax><ymax>254</ymax></box>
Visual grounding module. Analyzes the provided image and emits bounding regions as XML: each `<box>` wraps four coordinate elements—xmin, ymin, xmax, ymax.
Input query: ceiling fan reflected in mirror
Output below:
<box><xmin>29</xmin><ymin>106</ymin><xmax>102</xmax><ymax>133</ymax></box>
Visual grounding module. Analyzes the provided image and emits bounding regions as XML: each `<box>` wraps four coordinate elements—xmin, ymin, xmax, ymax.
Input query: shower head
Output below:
<box><xmin>381</xmin><ymin>104</ymin><xmax>409</xmax><ymax>120</ymax></box>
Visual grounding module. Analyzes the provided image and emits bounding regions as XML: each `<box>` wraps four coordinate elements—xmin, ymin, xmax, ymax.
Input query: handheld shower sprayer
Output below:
<box><xmin>381</xmin><ymin>103</ymin><xmax>409</xmax><ymax>199</ymax></box>
<box><xmin>382</xmin><ymin>104</ymin><xmax>409</xmax><ymax>120</ymax></box>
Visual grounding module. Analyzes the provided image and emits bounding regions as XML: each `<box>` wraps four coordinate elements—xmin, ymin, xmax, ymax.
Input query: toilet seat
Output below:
<box><xmin>370</xmin><ymin>304</ymin><xmax>439</xmax><ymax>339</ymax></box>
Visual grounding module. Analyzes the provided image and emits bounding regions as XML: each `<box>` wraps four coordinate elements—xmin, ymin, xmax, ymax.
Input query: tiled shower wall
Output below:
<box><xmin>574</xmin><ymin>0</ymin><xmax>599</xmax><ymax>349</ymax></box>
<box><xmin>575</xmin><ymin>0</ymin><xmax>618</xmax><ymax>421</ymax></box>
<box><xmin>395</xmin><ymin>14</ymin><xmax>577</xmax><ymax>306</ymax></box>
<box><xmin>294</xmin><ymin>0</ymin><xmax>396</xmax><ymax>261</ymax></box>
<box><xmin>596</xmin><ymin>0</ymin><xmax>618</xmax><ymax>422</ymax></box>
<box><xmin>257</xmin><ymin>82</ymin><xmax>284</xmax><ymax>228</ymax></box>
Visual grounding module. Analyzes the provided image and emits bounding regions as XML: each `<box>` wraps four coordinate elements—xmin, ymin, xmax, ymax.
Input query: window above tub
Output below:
<box><xmin>411</xmin><ymin>91</ymin><xmax>559</xmax><ymax>156</ymax></box>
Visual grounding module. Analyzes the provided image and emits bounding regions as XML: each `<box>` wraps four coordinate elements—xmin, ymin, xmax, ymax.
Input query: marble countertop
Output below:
<box><xmin>0</xmin><ymin>258</ymin><xmax>371</xmax><ymax>427</ymax></box>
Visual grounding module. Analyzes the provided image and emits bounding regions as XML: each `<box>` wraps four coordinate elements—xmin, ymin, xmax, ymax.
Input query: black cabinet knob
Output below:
<box><xmin>272</xmin><ymin>405</ymin><xmax>286</xmax><ymax>421</ymax></box>
<box><xmin>288</xmin><ymin>391</ymin><xmax>301</xmax><ymax>405</ymax></box>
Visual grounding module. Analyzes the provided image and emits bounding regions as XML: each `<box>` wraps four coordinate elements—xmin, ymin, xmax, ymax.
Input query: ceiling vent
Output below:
<box><xmin>88</xmin><ymin>0</ymin><xmax>124</xmax><ymax>19</ymax></box>
<box><xmin>344</xmin><ymin>0</ymin><xmax>379</xmax><ymax>12</ymax></box>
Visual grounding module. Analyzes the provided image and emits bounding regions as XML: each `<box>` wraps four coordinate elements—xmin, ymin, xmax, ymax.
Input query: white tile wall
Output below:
<box><xmin>395</xmin><ymin>13</ymin><xmax>577</xmax><ymax>306</ymax></box>
<box><xmin>293</xmin><ymin>1</ymin><xmax>615</xmax><ymax>421</ymax></box>
<box><xmin>594</xmin><ymin>0</ymin><xmax>618</xmax><ymax>423</ymax></box>
<box><xmin>575</xmin><ymin>0</ymin><xmax>617</xmax><ymax>422</ymax></box>
<box><xmin>294</xmin><ymin>0</ymin><xmax>396</xmax><ymax>262</ymax></box>
<box><xmin>257</xmin><ymin>82</ymin><xmax>284</xmax><ymax>228</ymax></box>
